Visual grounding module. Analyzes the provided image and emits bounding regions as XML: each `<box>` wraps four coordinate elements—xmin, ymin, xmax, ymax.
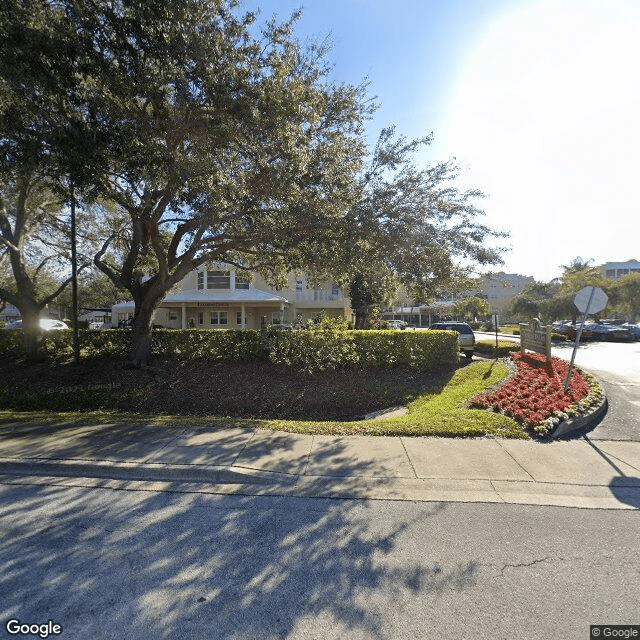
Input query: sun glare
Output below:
<box><xmin>442</xmin><ymin>0</ymin><xmax>640</xmax><ymax>279</ymax></box>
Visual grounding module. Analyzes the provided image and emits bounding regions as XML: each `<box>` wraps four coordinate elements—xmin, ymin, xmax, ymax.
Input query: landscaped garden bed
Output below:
<box><xmin>469</xmin><ymin>351</ymin><xmax>604</xmax><ymax>436</ymax></box>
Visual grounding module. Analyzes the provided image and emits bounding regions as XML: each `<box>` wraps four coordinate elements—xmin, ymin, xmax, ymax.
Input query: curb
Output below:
<box><xmin>552</xmin><ymin>371</ymin><xmax>608</xmax><ymax>439</ymax></box>
<box><xmin>0</xmin><ymin>457</ymin><xmax>298</xmax><ymax>486</ymax></box>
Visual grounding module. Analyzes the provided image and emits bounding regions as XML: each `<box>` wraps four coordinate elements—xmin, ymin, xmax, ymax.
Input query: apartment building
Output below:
<box><xmin>600</xmin><ymin>259</ymin><xmax>640</xmax><ymax>280</ymax></box>
<box><xmin>111</xmin><ymin>266</ymin><xmax>350</xmax><ymax>329</ymax></box>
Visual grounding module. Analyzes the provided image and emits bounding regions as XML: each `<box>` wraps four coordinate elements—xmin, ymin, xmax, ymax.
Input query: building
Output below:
<box><xmin>0</xmin><ymin>304</ymin><xmax>21</xmax><ymax>325</ymax></box>
<box><xmin>478</xmin><ymin>272</ymin><xmax>535</xmax><ymax>318</ymax></box>
<box><xmin>111</xmin><ymin>266</ymin><xmax>350</xmax><ymax>329</ymax></box>
<box><xmin>600</xmin><ymin>259</ymin><xmax>640</xmax><ymax>280</ymax></box>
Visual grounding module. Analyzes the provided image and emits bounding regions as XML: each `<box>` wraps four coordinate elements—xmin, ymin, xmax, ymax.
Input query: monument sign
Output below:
<box><xmin>519</xmin><ymin>318</ymin><xmax>552</xmax><ymax>359</ymax></box>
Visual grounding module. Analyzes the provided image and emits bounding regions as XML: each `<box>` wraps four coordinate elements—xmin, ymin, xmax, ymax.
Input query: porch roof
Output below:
<box><xmin>112</xmin><ymin>288</ymin><xmax>289</xmax><ymax>312</ymax></box>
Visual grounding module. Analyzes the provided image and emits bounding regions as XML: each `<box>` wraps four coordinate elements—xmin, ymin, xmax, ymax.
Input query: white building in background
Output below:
<box><xmin>111</xmin><ymin>265</ymin><xmax>350</xmax><ymax>329</ymax></box>
<box><xmin>600</xmin><ymin>259</ymin><xmax>640</xmax><ymax>280</ymax></box>
<box><xmin>478</xmin><ymin>272</ymin><xmax>535</xmax><ymax>317</ymax></box>
<box><xmin>0</xmin><ymin>304</ymin><xmax>21</xmax><ymax>325</ymax></box>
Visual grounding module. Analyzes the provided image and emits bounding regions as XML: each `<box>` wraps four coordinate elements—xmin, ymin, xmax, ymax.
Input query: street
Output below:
<box><xmin>1</xmin><ymin>482</ymin><xmax>639</xmax><ymax>640</ymax></box>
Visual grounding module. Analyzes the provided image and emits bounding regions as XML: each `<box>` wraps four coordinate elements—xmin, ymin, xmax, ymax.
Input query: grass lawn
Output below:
<box><xmin>0</xmin><ymin>357</ymin><xmax>529</xmax><ymax>439</ymax></box>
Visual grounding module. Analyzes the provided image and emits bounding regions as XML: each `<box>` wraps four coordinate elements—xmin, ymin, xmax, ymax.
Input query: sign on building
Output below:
<box><xmin>519</xmin><ymin>318</ymin><xmax>552</xmax><ymax>359</ymax></box>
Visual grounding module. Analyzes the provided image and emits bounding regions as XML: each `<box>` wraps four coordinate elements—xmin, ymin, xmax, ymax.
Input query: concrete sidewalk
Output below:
<box><xmin>1</xmin><ymin>421</ymin><xmax>639</xmax><ymax>510</ymax></box>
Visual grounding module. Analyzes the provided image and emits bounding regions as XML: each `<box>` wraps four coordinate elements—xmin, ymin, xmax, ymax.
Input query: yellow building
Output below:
<box><xmin>111</xmin><ymin>266</ymin><xmax>350</xmax><ymax>329</ymax></box>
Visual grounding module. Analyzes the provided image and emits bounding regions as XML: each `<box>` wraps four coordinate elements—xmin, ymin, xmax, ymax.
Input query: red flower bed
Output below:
<box><xmin>470</xmin><ymin>351</ymin><xmax>590</xmax><ymax>428</ymax></box>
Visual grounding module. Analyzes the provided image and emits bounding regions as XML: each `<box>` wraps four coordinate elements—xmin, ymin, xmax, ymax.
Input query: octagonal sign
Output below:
<box><xmin>574</xmin><ymin>286</ymin><xmax>608</xmax><ymax>314</ymax></box>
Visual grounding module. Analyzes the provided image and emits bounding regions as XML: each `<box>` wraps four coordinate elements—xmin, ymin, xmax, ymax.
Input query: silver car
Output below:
<box><xmin>428</xmin><ymin>322</ymin><xmax>475</xmax><ymax>358</ymax></box>
<box><xmin>4</xmin><ymin>319</ymin><xmax>69</xmax><ymax>330</ymax></box>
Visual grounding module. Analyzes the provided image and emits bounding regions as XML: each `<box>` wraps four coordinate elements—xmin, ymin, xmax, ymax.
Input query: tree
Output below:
<box><xmin>612</xmin><ymin>273</ymin><xmax>640</xmax><ymax>322</ymax></box>
<box><xmin>1</xmin><ymin>0</ymin><xmax>122</xmax><ymax>357</ymax></box>
<box><xmin>0</xmin><ymin>171</ymin><xmax>95</xmax><ymax>355</ymax></box>
<box><xmin>69</xmin><ymin>1</ymin><xmax>369</xmax><ymax>366</ymax></box>
<box><xmin>341</xmin><ymin>127</ymin><xmax>507</xmax><ymax>327</ymax></box>
<box><xmin>452</xmin><ymin>296</ymin><xmax>489</xmax><ymax>322</ymax></box>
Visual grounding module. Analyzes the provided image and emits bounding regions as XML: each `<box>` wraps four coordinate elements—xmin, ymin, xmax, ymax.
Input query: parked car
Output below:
<box><xmin>387</xmin><ymin>319</ymin><xmax>408</xmax><ymax>330</ymax></box>
<box><xmin>3</xmin><ymin>319</ymin><xmax>69</xmax><ymax>331</ymax></box>
<box><xmin>428</xmin><ymin>322</ymin><xmax>475</xmax><ymax>358</ymax></box>
<box><xmin>621</xmin><ymin>323</ymin><xmax>640</xmax><ymax>340</ymax></box>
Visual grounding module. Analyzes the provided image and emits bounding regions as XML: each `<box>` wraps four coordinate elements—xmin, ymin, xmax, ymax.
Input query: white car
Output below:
<box><xmin>4</xmin><ymin>319</ymin><xmax>69</xmax><ymax>330</ymax></box>
<box><xmin>387</xmin><ymin>320</ymin><xmax>408</xmax><ymax>330</ymax></box>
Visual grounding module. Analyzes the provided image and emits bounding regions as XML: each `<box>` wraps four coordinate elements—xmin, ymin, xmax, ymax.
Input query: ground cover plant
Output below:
<box><xmin>470</xmin><ymin>351</ymin><xmax>603</xmax><ymax>435</ymax></box>
<box><xmin>0</xmin><ymin>356</ymin><xmax>528</xmax><ymax>438</ymax></box>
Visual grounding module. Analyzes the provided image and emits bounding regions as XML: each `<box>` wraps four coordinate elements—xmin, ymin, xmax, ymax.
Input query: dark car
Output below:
<box><xmin>428</xmin><ymin>322</ymin><xmax>475</xmax><ymax>358</ymax></box>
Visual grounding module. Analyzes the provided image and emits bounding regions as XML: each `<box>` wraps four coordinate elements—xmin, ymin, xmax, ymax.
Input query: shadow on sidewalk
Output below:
<box><xmin>582</xmin><ymin>436</ymin><xmax>640</xmax><ymax>510</ymax></box>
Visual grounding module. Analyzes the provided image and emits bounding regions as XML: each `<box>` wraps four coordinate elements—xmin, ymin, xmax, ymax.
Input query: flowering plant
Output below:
<box><xmin>470</xmin><ymin>351</ymin><xmax>601</xmax><ymax>435</ymax></box>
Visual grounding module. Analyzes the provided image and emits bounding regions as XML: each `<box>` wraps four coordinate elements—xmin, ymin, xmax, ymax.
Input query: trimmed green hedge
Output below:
<box><xmin>0</xmin><ymin>327</ymin><xmax>459</xmax><ymax>373</ymax></box>
<box><xmin>475</xmin><ymin>339</ymin><xmax>520</xmax><ymax>357</ymax></box>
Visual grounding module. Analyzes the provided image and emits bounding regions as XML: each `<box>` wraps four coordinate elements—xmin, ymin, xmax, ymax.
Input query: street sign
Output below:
<box><xmin>574</xmin><ymin>286</ymin><xmax>607</xmax><ymax>314</ymax></box>
<box><xmin>565</xmin><ymin>286</ymin><xmax>608</xmax><ymax>390</ymax></box>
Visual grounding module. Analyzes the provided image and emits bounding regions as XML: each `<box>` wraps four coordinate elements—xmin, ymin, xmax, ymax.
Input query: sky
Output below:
<box><xmin>241</xmin><ymin>0</ymin><xmax>640</xmax><ymax>282</ymax></box>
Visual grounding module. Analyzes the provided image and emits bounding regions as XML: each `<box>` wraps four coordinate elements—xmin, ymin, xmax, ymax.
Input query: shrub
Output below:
<box><xmin>0</xmin><ymin>325</ymin><xmax>458</xmax><ymax>373</ymax></box>
<box><xmin>475</xmin><ymin>339</ymin><xmax>520</xmax><ymax>357</ymax></box>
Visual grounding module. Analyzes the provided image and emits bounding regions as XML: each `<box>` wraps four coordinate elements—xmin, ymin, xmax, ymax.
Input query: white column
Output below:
<box><xmin>241</xmin><ymin>303</ymin><xmax>246</xmax><ymax>329</ymax></box>
<box><xmin>181</xmin><ymin>304</ymin><xmax>187</xmax><ymax>329</ymax></box>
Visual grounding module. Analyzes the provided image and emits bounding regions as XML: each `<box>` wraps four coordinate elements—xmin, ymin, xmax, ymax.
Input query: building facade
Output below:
<box><xmin>600</xmin><ymin>260</ymin><xmax>640</xmax><ymax>280</ymax></box>
<box><xmin>111</xmin><ymin>266</ymin><xmax>350</xmax><ymax>329</ymax></box>
<box><xmin>478</xmin><ymin>272</ymin><xmax>535</xmax><ymax>318</ymax></box>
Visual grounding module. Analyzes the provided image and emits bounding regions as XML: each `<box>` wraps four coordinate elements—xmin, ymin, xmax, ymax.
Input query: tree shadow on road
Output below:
<box><xmin>0</xmin><ymin>438</ymin><xmax>479</xmax><ymax>640</ymax></box>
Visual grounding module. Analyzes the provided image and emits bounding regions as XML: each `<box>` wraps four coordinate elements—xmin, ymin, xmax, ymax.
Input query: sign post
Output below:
<box><xmin>492</xmin><ymin>313</ymin><xmax>499</xmax><ymax>353</ymax></box>
<box><xmin>564</xmin><ymin>286</ymin><xmax>608</xmax><ymax>390</ymax></box>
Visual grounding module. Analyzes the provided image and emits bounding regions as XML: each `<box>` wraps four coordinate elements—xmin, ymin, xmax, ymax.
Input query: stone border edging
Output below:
<box><xmin>551</xmin><ymin>385</ymin><xmax>608</xmax><ymax>439</ymax></box>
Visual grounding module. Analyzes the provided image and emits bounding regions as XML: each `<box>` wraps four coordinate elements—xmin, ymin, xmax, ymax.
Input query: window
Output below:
<box><xmin>197</xmin><ymin>272</ymin><xmax>204</xmax><ymax>290</ymax></box>
<box><xmin>198</xmin><ymin>312</ymin><xmax>204</xmax><ymax>325</ymax></box>
<box><xmin>207</xmin><ymin>270</ymin><xmax>230</xmax><ymax>289</ymax></box>
<box><xmin>235</xmin><ymin>272</ymin><xmax>250</xmax><ymax>289</ymax></box>
<box><xmin>168</xmin><ymin>312</ymin><xmax>178</xmax><ymax>322</ymax></box>
<box><xmin>332</xmin><ymin>285</ymin><xmax>340</xmax><ymax>296</ymax></box>
<box><xmin>210</xmin><ymin>311</ymin><xmax>228</xmax><ymax>326</ymax></box>
<box><xmin>296</xmin><ymin>280</ymin><xmax>303</xmax><ymax>291</ymax></box>
<box><xmin>236</xmin><ymin>311</ymin><xmax>243</xmax><ymax>325</ymax></box>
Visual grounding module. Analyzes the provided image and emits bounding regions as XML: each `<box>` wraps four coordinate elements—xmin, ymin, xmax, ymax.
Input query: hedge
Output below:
<box><xmin>475</xmin><ymin>339</ymin><xmax>520</xmax><ymax>358</ymax></box>
<box><xmin>0</xmin><ymin>327</ymin><xmax>459</xmax><ymax>373</ymax></box>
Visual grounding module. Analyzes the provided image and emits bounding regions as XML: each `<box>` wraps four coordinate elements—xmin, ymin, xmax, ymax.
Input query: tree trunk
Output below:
<box><xmin>21</xmin><ymin>306</ymin><xmax>46</xmax><ymax>361</ymax></box>
<box><xmin>130</xmin><ymin>306</ymin><xmax>155</xmax><ymax>368</ymax></box>
<box><xmin>354</xmin><ymin>309</ymin><xmax>368</xmax><ymax>329</ymax></box>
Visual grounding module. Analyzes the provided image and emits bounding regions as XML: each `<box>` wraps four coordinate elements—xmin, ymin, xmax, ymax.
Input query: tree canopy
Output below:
<box><xmin>341</xmin><ymin>127</ymin><xmax>507</xmax><ymax>327</ymax></box>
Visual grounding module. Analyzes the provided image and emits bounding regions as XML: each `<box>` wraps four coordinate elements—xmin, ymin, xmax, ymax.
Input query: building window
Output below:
<box><xmin>296</xmin><ymin>280</ymin><xmax>303</xmax><ymax>291</ymax></box>
<box><xmin>197</xmin><ymin>272</ymin><xmax>204</xmax><ymax>290</ymax></box>
<box><xmin>210</xmin><ymin>311</ymin><xmax>228</xmax><ymax>326</ymax></box>
<box><xmin>235</xmin><ymin>272</ymin><xmax>250</xmax><ymax>289</ymax></box>
<box><xmin>332</xmin><ymin>285</ymin><xmax>340</xmax><ymax>296</ymax></box>
<box><xmin>236</xmin><ymin>311</ymin><xmax>243</xmax><ymax>325</ymax></box>
<box><xmin>168</xmin><ymin>312</ymin><xmax>178</xmax><ymax>322</ymax></box>
<box><xmin>198</xmin><ymin>311</ymin><xmax>204</xmax><ymax>325</ymax></box>
<box><xmin>207</xmin><ymin>270</ymin><xmax>230</xmax><ymax>289</ymax></box>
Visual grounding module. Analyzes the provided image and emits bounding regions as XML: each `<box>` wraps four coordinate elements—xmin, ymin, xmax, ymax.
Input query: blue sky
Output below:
<box><xmin>241</xmin><ymin>0</ymin><xmax>640</xmax><ymax>282</ymax></box>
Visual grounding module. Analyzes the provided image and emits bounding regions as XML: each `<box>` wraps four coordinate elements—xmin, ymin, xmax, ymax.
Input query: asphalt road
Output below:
<box><xmin>1</xmin><ymin>482</ymin><xmax>639</xmax><ymax>640</ymax></box>
<box><xmin>475</xmin><ymin>333</ymin><xmax>640</xmax><ymax>442</ymax></box>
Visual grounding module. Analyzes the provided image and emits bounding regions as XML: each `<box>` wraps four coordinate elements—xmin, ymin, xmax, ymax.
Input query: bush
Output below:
<box><xmin>475</xmin><ymin>339</ymin><xmax>520</xmax><ymax>357</ymax></box>
<box><xmin>0</xmin><ymin>325</ymin><xmax>458</xmax><ymax>373</ymax></box>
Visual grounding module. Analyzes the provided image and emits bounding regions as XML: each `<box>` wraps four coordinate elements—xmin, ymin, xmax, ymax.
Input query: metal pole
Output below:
<box><xmin>564</xmin><ymin>287</ymin><xmax>595</xmax><ymax>390</ymax></box>
<box><xmin>70</xmin><ymin>182</ymin><xmax>79</xmax><ymax>365</ymax></box>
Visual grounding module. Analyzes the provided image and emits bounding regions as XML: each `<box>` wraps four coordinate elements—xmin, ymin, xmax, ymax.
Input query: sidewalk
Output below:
<box><xmin>1</xmin><ymin>421</ymin><xmax>639</xmax><ymax>510</ymax></box>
